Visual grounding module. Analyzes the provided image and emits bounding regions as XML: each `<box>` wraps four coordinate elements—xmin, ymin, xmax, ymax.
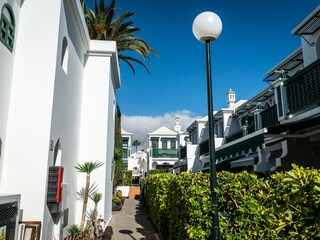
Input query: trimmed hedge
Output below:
<box><xmin>142</xmin><ymin>165</ymin><xmax>320</xmax><ymax>239</ymax></box>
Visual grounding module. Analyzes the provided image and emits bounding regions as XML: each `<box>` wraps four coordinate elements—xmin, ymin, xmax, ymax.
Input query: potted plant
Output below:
<box><xmin>116</xmin><ymin>190</ymin><xmax>125</xmax><ymax>205</ymax></box>
<box><xmin>112</xmin><ymin>195</ymin><xmax>122</xmax><ymax>211</ymax></box>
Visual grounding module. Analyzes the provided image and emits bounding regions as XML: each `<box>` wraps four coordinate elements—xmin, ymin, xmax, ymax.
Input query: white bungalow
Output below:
<box><xmin>144</xmin><ymin>126</ymin><xmax>180</xmax><ymax>171</ymax></box>
<box><xmin>0</xmin><ymin>0</ymin><xmax>120</xmax><ymax>239</ymax></box>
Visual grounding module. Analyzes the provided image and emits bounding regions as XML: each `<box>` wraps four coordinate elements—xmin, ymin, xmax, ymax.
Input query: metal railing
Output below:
<box><xmin>285</xmin><ymin>58</ymin><xmax>320</xmax><ymax>114</ymax></box>
<box><xmin>261</xmin><ymin>105</ymin><xmax>279</xmax><ymax>128</ymax></box>
<box><xmin>199</xmin><ymin>141</ymin><xmax>209</xmax><ymax>155</ymax></box>
<box><xmin>180</xmin><ymin>146</ymin><xmax>187</xmax><ymax>159</ymax></box>
<box><xmin>225</xmin><ymin>130</ymin><xmax>243</xmax><ymax>143</ymax></box>
<box><xmin>151</xmin><ymin>148</ymin><xmax>178</xmax><ymax>158</ymax></box>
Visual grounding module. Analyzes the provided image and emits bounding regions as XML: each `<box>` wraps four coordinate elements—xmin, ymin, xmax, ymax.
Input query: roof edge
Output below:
<box><xmin>292</xmin><ymin>6</ymin><xmax>320</xmax><ymax>35</ymax></box>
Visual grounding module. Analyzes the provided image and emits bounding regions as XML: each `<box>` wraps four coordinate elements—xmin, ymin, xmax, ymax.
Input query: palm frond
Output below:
<box><xmin>84</xmin><ymin>0</ymin><xmax>158</xmax><ymax>74</ymax></box>
<box><xmin>119</xmin><ymin>54</ymin><xmax>151</xmax><ymax>74</ymax></box>
<box><xmin>90</xmin><ymin>192</ymin><xmax>103</xmax><ymax>203</ymax></box>
<box><xmin>75</xmin><ymin>160</ymin><xmax>104</xmax><ymax>174</ymax></box>
<box><xmin>77</xmin><ymin>183</ymin><xmax>98</xmax><ymax>201</ymax></box>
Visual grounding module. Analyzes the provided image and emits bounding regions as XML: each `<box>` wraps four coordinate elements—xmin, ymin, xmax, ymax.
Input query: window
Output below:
<box><xmin>170</xmin><ymin>140</ymin><xmax>176</xmax><ymax>149</ymax></box>
<box><xmin>151</xmin><ymin>139</ymin><xmax>158</xmax><ymax>149</ymax></box>
<box><xmin>0</xmin><ymin>4</ymin><xmax>15</xmax><ymax>51</ymax></box>
<box><xmin>122</xmin><ymin>138</ymin><xmax>128</xmax><ymax>147</ymax></box>
<box><xmin>162</xmin><ymin>140</ymin><xmax>167</xmax><ymax>149</ymax></box>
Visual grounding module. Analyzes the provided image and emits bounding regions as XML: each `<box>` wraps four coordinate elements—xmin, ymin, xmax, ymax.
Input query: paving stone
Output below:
<box><xmin>108</xmin><ymin>198</ymin><xmax>157</xmax><ymax>240</ymax></box>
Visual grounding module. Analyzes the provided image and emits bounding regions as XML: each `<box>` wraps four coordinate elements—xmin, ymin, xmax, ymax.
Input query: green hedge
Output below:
<box><xmin>142</xmin><ymin>165</ymin><xmax>320</xmax><ymax>239</ymax></box>
<box><xmin>148</xmin><ymin>169</ymin><xmax>169</xmax><ymax>175</ymax></box>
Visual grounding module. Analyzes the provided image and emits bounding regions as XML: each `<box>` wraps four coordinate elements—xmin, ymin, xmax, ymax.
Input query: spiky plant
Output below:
<box><xmin>90</xmin><ymin>192</ymin><xmax>103</xmax><ymax>222</ymax></box>
<box><xmin>75</xmin><ymin>161</ymin><xmax>104</xmax><ymax>229</ymax></box>
<box><xmin>67</xmin><ymin>224</ymin><xmax>80</xmax><ymax>239</ymax></box>
<box><xmin>76</xmin><ymin>183</ymin><xmax>98</xmax><ymax>201</ymax></box>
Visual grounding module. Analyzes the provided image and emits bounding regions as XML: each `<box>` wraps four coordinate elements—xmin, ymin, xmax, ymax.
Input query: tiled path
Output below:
<box><xmin>129</xmin><ymin>186</ymin><xmax>140</xmax><ymax>199</ymax></box>
<box><xmin>108</xmin><ymin>187</ymin><xmax>158</xmax><ymax>240</ymax></box>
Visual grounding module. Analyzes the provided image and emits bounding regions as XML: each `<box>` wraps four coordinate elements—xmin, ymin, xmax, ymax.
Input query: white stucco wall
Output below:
<box><xmin>0</xmin><ymin>0</ymin><xmax>21</xmax><ymax>187</ymax></box>
<box><xmin>77</xmin><ymin>40</ymin><xmax>119</xmax><ymax>227</ymax></box>
<box><xmin>1</xmin><ymin>0</ymin><xmax>62</xmax><ymax>226</ymax></box>
<box><xmin>301</xmin><ymin>28</ymin><xmax>320</xmax><ymax>67</ymax></box>
<box><xmin>42</xmin><ymin>1</ymin><xmax>88</xmax><ymax>238</ymax></box>
<box><xmin>0</xmin><ymin>1</ymin><xmax>65</xmax><ymax>239</ymax></box>
<box><xmin>0</xmin><ymin>0</ymin><xmax>120</xmax><ymax>239</ymax></box>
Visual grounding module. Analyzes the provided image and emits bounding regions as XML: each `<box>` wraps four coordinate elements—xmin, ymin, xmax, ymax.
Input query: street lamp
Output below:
<box><xmin>192</xmin><ymin>11</ymin><xmax>222</xmax><ymax>240</ymax></box>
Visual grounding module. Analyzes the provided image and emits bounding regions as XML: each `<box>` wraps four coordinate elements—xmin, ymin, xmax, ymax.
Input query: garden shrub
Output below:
<box><xmin>148</xmin><ymin>169</ymin><xmax>169</xmax><ymax>175</ymax></box>
<box><xmin>144</xmin><ymin>173</ymin><xmax>176</xmax><ymax>239</ymax></box>
<box><xmin>123</xmin><ymin>170</ymin><xmax>133</xmax><ymax>186</ymax></box>
<box><xmin>142</xmin><ymin>165</ymin><xmax>320</xmax><ymax>240</ymax></box>
<box><xmin>267</xmin><ymin>165</ymin><xmax>320</xmax><ymax>239</ymax></box>
<box><xmin>167</xmin><ymin>172</ymin><xmax>213</xmax><ymax>240</ymax></box>
<box><xmin>217</xmin><ymin>171</ymin><xmax>278</xmax><ymax>239</ymax></box>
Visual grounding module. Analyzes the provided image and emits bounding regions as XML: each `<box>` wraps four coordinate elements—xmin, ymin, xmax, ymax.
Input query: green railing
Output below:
<box><xmin>224</xmin><ymin>124</ymin><xmax>256</xmax><ymax>144</ymax></box>
<box><xmin>151</xmin><ymin>148</ymin><xmax>178</xmax><ymax>158</ymax></box>
<box><xmin>199</xmin><ymin>141</ymin><xmax>209</xmax><ymax>155</ymax></box>
<box><xmin>247</xmin><ymin>125</ymin><xmax>255</xmax><ymax>134</ymax></box>
<box><xmin>180</xmin><ymin>146</ymin><xmax>187</xmax><ymax>159</ymax></box>
<box><xmin>261</xmin><ymin>105</ymin><xmax>279</xmax><ymax>128</ymax></box>
<box><xmin>285</xmin><ymin>58</ymin><xmax>320</xmax><ymax>114</ymax></box>
<box><xmin>225</xmin><ymin>130</ymin><xmax>243</xmax><ymax>143</ymax></box>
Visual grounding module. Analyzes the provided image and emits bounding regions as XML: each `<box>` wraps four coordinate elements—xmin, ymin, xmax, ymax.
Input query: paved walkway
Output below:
<box><xmin>108</xmin><ymin>190</ymin><xmax>158</xmax><ymax>240</ymax></box>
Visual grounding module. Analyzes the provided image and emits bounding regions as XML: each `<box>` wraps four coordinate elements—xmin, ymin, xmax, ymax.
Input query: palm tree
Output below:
<box><xmin>132</xmin><ymin>139</ymin><xmax>140</xmax><ymax>153</ymax></box>
<box><xmin>84</xmin><ymin>0</ymin><xmax>159</xmax><ymax>74</ymax></box>
<box><xmin>75</xmin><ymin>161</ymin><xmax>104</xmax><ymax>229</ymax></box>
<box><xmin>90</xmin><ymin>192</ymin><xmax>103</xmax><ymax>222</ymax></box>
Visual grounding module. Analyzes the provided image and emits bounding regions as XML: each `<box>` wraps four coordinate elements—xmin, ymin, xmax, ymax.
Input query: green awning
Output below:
<box><xmin>216</xmin><ymin>129</ymin><xmax>266</xmax><ymax>163</ymax></box>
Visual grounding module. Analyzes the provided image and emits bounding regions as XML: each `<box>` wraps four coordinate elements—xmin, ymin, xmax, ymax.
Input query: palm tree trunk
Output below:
<box><xmin>93</xmin><ymin>203</ymin><xmax>97</xmax><ymax>222</ymax></box>
<box><xmin>80</xmin><ymin>174</ymin><xmax>91</xmax><ymax>229</ymax></box>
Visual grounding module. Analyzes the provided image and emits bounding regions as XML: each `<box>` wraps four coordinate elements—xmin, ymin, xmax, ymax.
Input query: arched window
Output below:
<box><xmin>0</xmin><ymin>4</ymin><xmax>15</xmax><ymax>51</ymax></box>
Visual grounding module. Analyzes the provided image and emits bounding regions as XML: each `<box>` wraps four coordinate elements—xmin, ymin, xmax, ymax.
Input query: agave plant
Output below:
<box><xmin>66</xmin><ymin>224</ymin><xmax>80</xmax><ymax>239</ymax></box>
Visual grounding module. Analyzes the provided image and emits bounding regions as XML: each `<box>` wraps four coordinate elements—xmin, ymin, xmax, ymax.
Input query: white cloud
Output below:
<box><xmin>121</xmin><ymin>110</ymin><xmax>203</xmax><ymax>149</ymax></box>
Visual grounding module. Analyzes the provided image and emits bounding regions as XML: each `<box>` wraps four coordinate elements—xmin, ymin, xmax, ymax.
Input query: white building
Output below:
<box><xmin>121</xmin><ymin>129</ymin><xmax>133</xmax><ymax>171</ymax></box>
<box><xmin>176</xmin><ymin>92</ymin><xmax>246</xmax><ymax>173</ymax></box>
<box><xmin>183</xmin><ymin>6</ymin><xmax>320</xmax><ymax>174</ymax></box>
<box><xmin>128</xmin><ymin>151</ymin><xmax>148</xmax><ymax>181</ymax></box>
<box><xmin>144</xmin><ymin>125</ymin><xmax>181</xmax><ymax>171</ymax></box>
<box><xmin>0</xmin><ymin>0</ymin><xmax>120</xmax><ymax>239</ymax></box>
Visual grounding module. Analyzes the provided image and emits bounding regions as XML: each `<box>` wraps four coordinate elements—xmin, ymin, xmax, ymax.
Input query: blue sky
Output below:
<box><xmin>86</xmin><ymin>0</ymin><xmax>319</xmax><ymax>144</ymax></box>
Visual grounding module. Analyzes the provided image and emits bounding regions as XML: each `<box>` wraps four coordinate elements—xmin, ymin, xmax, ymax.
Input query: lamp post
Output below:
<box><xmin>192</xmin><ymin>11</ymin><xmax>222</xmax><ymax>240</ymax></box>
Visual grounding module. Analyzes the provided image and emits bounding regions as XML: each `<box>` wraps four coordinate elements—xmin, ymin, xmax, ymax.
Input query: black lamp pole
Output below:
<box><xmin>205</xmin><ymin>40</ymin><xmax>220</xmax><ymax>240</ymax></box>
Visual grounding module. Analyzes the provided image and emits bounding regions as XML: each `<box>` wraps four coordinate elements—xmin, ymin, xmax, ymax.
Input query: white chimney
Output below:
<box><xmin>226</xmin><ymin>89</ymin><xmax>236</xmax><ymax>108</ymax></box>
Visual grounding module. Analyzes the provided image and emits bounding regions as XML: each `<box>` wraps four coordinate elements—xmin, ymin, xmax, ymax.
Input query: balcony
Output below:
<box><xmin>225</xmin><ymin>130</ymin><xmax>243</xmax><ymax>144</ymax></box>
<box><xmin>180</xmin><ymin>146</ymin><xmax>187</xmax><ymax>159</ymax></box>
<box><xmin>199</xmin><ymin>141</ymin><xmax>209</xmax><ymax>156</ymax></box>
<box><xmin>261</xmin><ymin>105</ymin><xmax>279</xmax><ymax>128</ymax></box>
<box><xmin>151</xmin><ymin>148</ymin><xmax>178</xmax><ymax>158</ymax></box>
<box><xmin>285</xmin><ymin>58</ymin><xmax>320</xmax><ymax>115</ymax></box>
